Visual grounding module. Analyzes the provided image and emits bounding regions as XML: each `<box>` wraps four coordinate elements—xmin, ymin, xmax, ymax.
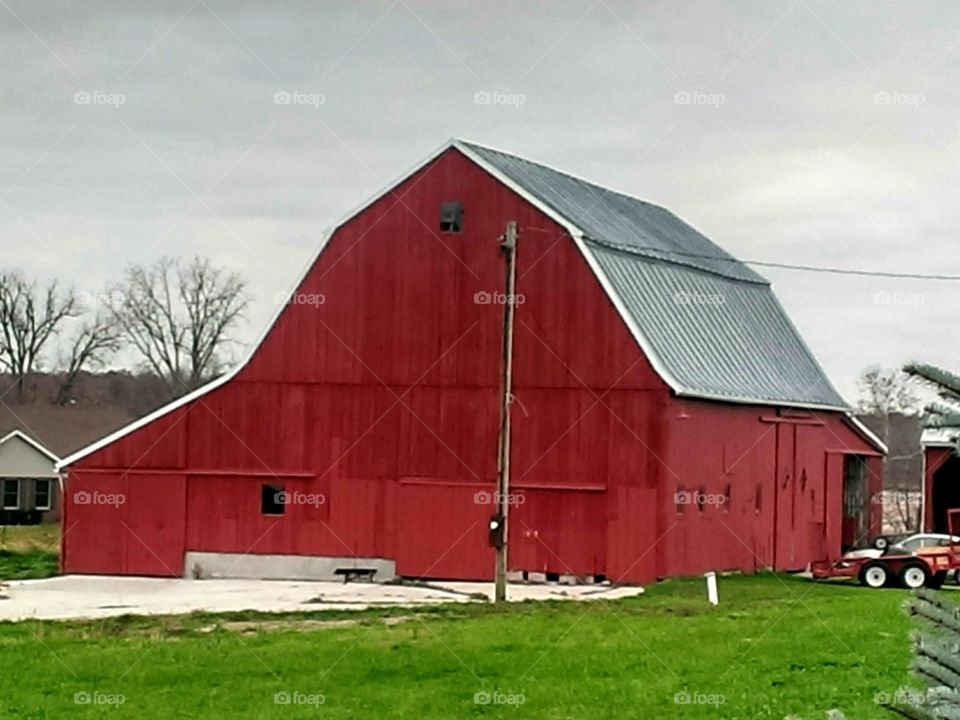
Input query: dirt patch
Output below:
<box><xmin>198</xmin><ymin>615</ymin><xmax>416</xmax><ymax>634</ymax></box>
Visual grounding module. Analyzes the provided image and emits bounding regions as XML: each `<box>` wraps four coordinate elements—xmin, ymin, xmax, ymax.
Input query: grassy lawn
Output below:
<box><xmin>0</xmin><ymin>524</ymin><xmax>59</xmax><ymax>580</ymax></box>
<box><xmin>0</xmin><ymin>572</ymin><xmax>925</xmax><ymax>718</ymax></box>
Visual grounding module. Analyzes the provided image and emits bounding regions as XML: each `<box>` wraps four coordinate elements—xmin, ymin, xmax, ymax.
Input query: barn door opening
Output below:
<box><xmin>841</xmin><ymin>455</ymin><xmax>868</xmax><ymax>551</ymax></box>
<box><xmin>932</xmin><ymin>455</ymin><xmax>960</xmax><ymax>534</ymax></box>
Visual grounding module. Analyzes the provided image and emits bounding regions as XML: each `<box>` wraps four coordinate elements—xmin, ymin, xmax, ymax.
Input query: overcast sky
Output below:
<box><xmin>2</xmin><ymin>0</ymin><xmax>959</xmax><ymax>402</ymax></box>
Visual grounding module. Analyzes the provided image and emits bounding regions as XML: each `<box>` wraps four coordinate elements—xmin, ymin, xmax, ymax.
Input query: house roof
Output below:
<box><xmin>922</xmin><ymin>426</ymin><xmax>960</xmax><ymax>448</ymax></box>
<box><xmin>0</xmin><ymin>429</ymin><xmax>60</xmax><ymax>463</ymax></box>
<box><xmin>456</xmin><ymin>140</ymin><xmax>848</xmax><ymax>411</ymax></box>
<box><xmin>60</xmin><ymin>139</ymin><xmax>874</xmax><ymax>469</ymax></box>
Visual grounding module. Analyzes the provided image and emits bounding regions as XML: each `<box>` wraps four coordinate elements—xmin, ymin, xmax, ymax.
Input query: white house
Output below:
<box><xmin>0</xmin><ymin>430</ymin><xmax>60</xmax><ymax>525</ymax></box>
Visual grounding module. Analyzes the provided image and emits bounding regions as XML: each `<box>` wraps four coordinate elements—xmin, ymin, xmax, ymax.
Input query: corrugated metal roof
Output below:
<box><xmin>458</xmin><ymin>140</ymin><xmax>848</xmax><ymax>410</ymax></box>
<box><xmin>459</xmin><ymin>141</ymin><xmax>766</xmax><ymax>284</ymax></box>
<box><xmin>590</xmin><ymin>242</ymin><xmax>847</xmax><ymax>407</ymax></box>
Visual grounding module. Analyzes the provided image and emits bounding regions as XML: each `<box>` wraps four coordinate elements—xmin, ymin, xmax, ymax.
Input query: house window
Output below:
<box><xmin>35</xmin><ymin>480</ymin><xmax>51</xmax><ymax>511</ymax></box>
<box><xmin>3</xmin><ymin>479</ymin><xmax>20</xmax><ymax>510</ymax></box>
<box><xmin>261</xmin><ymin>484</ymin><xmax>285</xmax><ymax>515</ymax></box>
<box><xmin>439</xmin><ymin>201</ymin><xmax>463</xmax><ymax>233</ymax></box>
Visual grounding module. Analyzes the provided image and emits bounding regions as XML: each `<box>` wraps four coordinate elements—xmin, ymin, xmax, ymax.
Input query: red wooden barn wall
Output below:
<box><xmin>61</xmin><ymin>147</ymin><xmax>882</xmax><ymax>582</ymax></box>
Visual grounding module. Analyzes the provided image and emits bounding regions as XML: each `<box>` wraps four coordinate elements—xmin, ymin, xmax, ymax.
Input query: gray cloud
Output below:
<box><xmin>2</xmin><ymin>0</ymin><xmax>959</xmax><ymax>400</ymax></box>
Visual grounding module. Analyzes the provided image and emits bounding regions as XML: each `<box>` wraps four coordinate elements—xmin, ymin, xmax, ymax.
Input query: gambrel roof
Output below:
<box><xmin>60</xmin><ymin>139</ymin><xmax>881</xmax><ymax>469</ymax></box>
<box><xmin>457</xmin><ymin>140</ymin><xmax>847</xmax><ymax>410</ymax></box>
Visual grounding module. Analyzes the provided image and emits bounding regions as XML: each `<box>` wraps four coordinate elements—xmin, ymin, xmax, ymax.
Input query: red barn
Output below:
<box><xmin>58</xmin><ymin>140</ymin><xmax>885</xmax><ymax>583</ymax></box>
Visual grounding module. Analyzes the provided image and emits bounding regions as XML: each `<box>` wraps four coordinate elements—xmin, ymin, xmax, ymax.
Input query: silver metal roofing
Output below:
<box><xmin>459</xmin><ymin>141</ymin><xmax>848</xmax><ymax>410</ymax></box>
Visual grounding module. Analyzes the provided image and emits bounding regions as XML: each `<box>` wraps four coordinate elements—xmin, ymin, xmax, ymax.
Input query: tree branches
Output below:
<box><xmin>0</xmin><ymin>272</ymin><xmax>80</xmax><ymax>400</ymax></box>
<box><xmin>106</xmin><ymin>257</ymin><xmax>249</xmax><ymax>398</ymax></box>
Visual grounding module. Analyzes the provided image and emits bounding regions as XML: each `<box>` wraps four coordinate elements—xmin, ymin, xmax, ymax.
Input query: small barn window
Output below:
<box><xmin>2</xmin><ymin>479</ymin><xmax>20</xmax><ymax>510</ymax></box>
<box><xmin>755</xmin><ymin>484</ymin><xmax>762</xmax><ymax>513</ymax></box>
<box><xmin>35</xmin><ymin>480</ymin><xmax>51</xmax><ymax>511</ymax></box>
<box><xmin>439</xmin><ymin>201</ymin><xmax>463</xmax><ymax>233</ymax></box>
<box><xmin>723</xmin><ymin>484</ymin><xmax>732</xmax><ymax>512</ymax></box>
<box><xmin>261</xmin><ymin>484</ymin><xmax>285</xmax><ymax>515</ymax></box>
<box><xmin>696</xmin><ymin>486</ymin><xmax>706</xmax><ymax>512</ymax></box>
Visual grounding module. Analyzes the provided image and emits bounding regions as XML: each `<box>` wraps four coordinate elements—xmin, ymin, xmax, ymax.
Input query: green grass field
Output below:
<box><xmin>0</xmin><ymin>572</ymin><xmax>926</xmax><ymax>718</ymax></box>
<box><xmin>0</xmin><ymin>524</ymin><xmax>59</xmax><ymax>581</ymax></box>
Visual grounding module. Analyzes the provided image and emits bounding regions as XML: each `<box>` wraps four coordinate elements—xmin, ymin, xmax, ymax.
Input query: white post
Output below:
<box><xmin>705</xmin><ymin>571</ymin><xmax>719</xmax><ymax>606</ymax></box>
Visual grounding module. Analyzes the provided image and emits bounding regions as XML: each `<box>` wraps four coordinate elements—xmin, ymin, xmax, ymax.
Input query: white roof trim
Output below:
<box><xmin>59</xmin><ymin>137</ymin><xmax>867</xmax><ymax>468</ymax></box>
<box><xmin>845</xmin><ymin>415</ymin><xmax>888</xmax><ymax>454</ymax></box>
<box><xmin>0</xmin><ymin>429</ymin><xmax>61</xmax><ymax>463</ymax></box>
<box><xmin>921</xmin><ymin>426</ymin><xmax>960</xmax><ymax>448</ymax></box>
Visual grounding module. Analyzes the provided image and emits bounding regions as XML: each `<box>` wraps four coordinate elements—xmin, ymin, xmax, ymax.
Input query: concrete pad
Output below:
<box><xmin>431</xmin><ymin>582</ymin><xmax>644</xmax><ymax>603</ymax></box>
<box><xmin>0</xmin><ymin>576</ymin><xmax>643</xmax><ymax>622</ymax></box>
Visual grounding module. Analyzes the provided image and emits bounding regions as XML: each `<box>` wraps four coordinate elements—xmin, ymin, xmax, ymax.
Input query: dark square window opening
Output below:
<box><xmin>35</xmin><ymin>479</ymin><xmax>51</xmax><ymax>511</ymax></box>
<box><xmin>261</xmin><ymin>484</ymin><xmax>285</xmax><ymax>515</ymax></box>
<box><xmin>2</xmin><ymin>479</ymin><xmax>20</xmax><ymax>510</ymax></box>
<box><xmin>439</xmin><ymin>201</ymin><xmax>463</xmax><ymax>233</ymax></box>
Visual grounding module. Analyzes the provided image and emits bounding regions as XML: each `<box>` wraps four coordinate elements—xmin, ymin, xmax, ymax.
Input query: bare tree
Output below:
<box><xmin>857</xmin><ymin>365</ymin><xmax>918</xmax><ymax>416</ymax></box>
<box><xmin>858</xmin><ymin>366</ymin><xmax>922</xmax><ymax>533</ymax></box>
<box><xmin>107</xmin><ymin>257</ymin><xmax>250</xmax><ymax>397</ymax></box>
<box><xmin>0</xmin><ymin>271</ymin><xmax>79</xmax><ymax>401</ymax></box>
<box><xmin>54</xmin><ymin>313</ymin><xmax>124</xmax><ymax>406</ymax></box>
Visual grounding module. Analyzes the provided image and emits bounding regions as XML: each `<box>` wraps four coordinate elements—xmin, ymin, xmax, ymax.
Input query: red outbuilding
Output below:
<box><xmin>58</xmin><ymin>140</ymin><xmax>886</xmax><ymax>583</ymax></box>
<box><xmin>922</xmin><ymin>426</ymin><xmax>960</xmax><ymax>533</ymax></box>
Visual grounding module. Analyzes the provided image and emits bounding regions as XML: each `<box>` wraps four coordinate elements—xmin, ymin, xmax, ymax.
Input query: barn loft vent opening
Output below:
<box><xmin>439</xmin><ymin>201</ymin><xmax>463</xmax><ymax>233</ymax></box>
<box><xmin>261</xmin><ymin>484</ymin><xmax>285</xmax><ymax>515</ymax></box>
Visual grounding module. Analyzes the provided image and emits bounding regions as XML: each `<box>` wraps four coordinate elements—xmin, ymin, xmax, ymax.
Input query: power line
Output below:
<box><xmin>584</xmin><ymin>236</ymin><xmax>960</xmax><ymax>281</ymax></box>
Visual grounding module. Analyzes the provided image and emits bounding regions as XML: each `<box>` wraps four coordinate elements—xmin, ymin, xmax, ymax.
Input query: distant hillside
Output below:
<box><xmin>0</xmin><ymin>372</ymin><xmax>171</xmax><ymax>458</ymax></box>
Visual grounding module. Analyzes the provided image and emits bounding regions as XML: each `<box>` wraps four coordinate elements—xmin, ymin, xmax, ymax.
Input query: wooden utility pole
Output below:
<box><xmin>494</xmin><ymin>221</ymin><xmax>518</xmax><ymax>603</ymax></box>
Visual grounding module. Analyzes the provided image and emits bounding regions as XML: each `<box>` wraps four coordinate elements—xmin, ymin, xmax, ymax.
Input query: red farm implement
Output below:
<box><xmin>812</xmin><ymin>509</ymin><xmax>960</xmax><ymax>590</ymax></box>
